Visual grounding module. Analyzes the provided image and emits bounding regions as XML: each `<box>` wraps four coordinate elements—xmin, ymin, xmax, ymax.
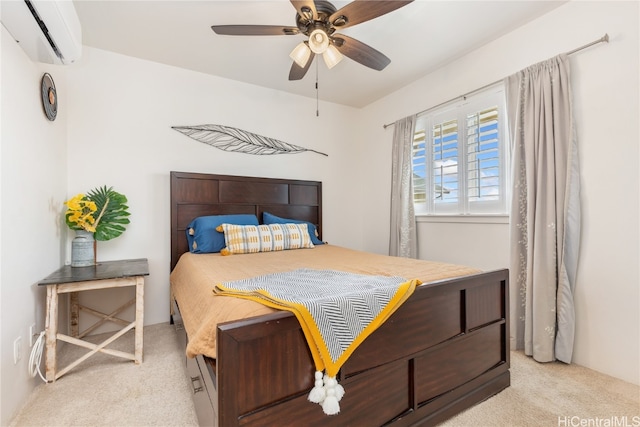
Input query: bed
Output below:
<box><xmin>169</xmin><ymin>171</ymin><xmax>510</xmax><ymax>426</ymax></box>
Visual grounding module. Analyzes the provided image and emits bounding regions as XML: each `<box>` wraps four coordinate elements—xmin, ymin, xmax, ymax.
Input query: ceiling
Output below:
<box><xmin>73</xmin><ymin>1</ymin><xmax>566</xmax><ymax>108</ymax></box>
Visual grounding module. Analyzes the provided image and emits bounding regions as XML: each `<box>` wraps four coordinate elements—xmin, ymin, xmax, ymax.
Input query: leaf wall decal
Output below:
<box><xmin>172</xmin><ymin>124</ymin><xmax>328</xmax><ymax>157</ymax></box>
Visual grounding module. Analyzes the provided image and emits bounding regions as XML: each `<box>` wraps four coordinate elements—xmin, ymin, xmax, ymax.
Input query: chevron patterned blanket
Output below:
<box><xmin>214</xmin><ymin>268</ymin><xmax>420</xmax><ymax>415</ymax></box>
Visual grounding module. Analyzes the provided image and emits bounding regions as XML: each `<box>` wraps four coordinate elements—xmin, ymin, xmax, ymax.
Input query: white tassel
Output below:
<box><xmin>308</xmin><ymin>371</ymin><xmax>326</xmax><ymax>403</ymax></box>
<box><xmin>323</xmin><ymin>375</ymin><xmax>344</xmax><ymax>401</ymax></box>
<box><xmin>321</xmin><ymin>386</ymin><xmax>341</xmax><ymax>415</ymax></box>
<box><xmin>320</xmin><ymin>375</ymin><xmax>342</xmax><ymax>415</ymax></box>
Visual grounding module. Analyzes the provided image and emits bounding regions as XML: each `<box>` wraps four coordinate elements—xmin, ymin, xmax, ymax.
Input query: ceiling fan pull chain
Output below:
<box><xmin>316</xmin><ymin>59</ymin><xmax>319</xmax><ymax>117</ymax></box>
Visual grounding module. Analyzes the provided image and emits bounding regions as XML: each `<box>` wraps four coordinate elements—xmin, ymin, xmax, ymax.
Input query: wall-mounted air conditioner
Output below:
<box><xmin>1</xmin><ymin>0</ymin><xmax>82</xmax><ymax>65</ymax></box>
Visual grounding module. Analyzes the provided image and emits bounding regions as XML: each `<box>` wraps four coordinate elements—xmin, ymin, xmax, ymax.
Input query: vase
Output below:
<box><xmin>71</xmin><ymin>230</ymin><xmax>95</xmax><ymax>267</ymax></box>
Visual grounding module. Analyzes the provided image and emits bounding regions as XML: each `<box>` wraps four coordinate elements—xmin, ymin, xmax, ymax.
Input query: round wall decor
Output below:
<box><xmin>41</xmin><ymin>73</ymin><xmax>57</xmax><ymax>121</ymax></box>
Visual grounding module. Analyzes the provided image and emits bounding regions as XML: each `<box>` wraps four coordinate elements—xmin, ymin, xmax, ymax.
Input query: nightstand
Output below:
<box><xmin>38</xmin><ymin>258</ymin><xmax>149</xmax><ymax>382</ymax></box>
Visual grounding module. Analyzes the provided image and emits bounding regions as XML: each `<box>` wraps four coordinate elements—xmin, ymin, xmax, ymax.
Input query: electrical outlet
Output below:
<box><xmin>29</xmin><ymin>324</ymin><xmax>36</xmax><ymax>347</ymax></box>
<box><xmin>13</xmin><ymin>337</ymin><xmax>22</xmax><ymax>364</ymax></box>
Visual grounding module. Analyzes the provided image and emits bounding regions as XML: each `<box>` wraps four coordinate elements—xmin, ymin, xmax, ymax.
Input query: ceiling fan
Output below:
<box><xmin>211</xmin><ymin>0</ymin><xmax>414</xmax><ymax>81</ymax></box>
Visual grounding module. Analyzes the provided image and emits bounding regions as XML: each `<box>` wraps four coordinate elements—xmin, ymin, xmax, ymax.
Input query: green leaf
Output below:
<box><xmin>86</xmin><ymin>186</ymin><xmax>131</xmax><ymax>241</ymax></box>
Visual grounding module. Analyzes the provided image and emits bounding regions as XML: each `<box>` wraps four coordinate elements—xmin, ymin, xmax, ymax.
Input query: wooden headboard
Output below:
<box><xmin>170</xmin><ymin>171</ymin><xmax>322</xmax><ymax>270</ymax></box>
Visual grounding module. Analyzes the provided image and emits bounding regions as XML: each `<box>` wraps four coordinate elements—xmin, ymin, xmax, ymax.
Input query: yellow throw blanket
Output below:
<box><xmin>214</xmin><ymin>268</ymin><xmax>420</xmax><ymax>415</ymax></box>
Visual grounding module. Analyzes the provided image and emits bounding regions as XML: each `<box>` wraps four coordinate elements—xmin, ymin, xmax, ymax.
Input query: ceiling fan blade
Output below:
<box><xmin>289</xmin><ymin>52</ymin><xmax>316</xmax><ymax>80</ymax></box>
<box><xmin>329</xmin><ymin>0</ymin><xmax>414</xmax><ymax>29</ymax></box>
<box><xmin>290</xmin><ymin>0</ymin><xmax>317</xmax><ymax>21</ymax></box>
<box><xmin>332</xmin><ymin>34</ymin><xmax>390</xmax><ymax>71</ymax></box>
<box><xmin>211</xmin><ymin>25</ymin><xmax>299</xmax><ymax>36</ymax></box>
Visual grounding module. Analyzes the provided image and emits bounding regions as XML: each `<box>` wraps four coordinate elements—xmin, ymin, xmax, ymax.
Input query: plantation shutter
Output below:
<box><xmin>432</xmin><ymin>119</ymin><xmax>458</xmax><ymax>212</ymax></box>
<box><xmin>412</xmin><ymin>129</ymin><xmax>427</xmax><ymax>206</ymax></box>
<box><xmin>410</xmin><ymin>84</ymin><xmax>507</xmax><ymax>215</ymax></box>
<box><xmin>467</xmin><ymin>107</ymin><xmax>500</xmax><ymax>204</ymax></box>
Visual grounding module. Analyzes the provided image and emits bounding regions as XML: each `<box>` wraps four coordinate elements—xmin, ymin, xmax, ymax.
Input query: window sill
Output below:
<box><xmin>415</xmin><ymin>214</ymin><xmax>509</xmax><ymax>224</ymax></box>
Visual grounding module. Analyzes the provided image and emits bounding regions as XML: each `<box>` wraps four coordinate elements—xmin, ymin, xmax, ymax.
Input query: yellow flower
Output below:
<box><xmin>64</xmin><ymin>194</ymin><xmax>84</xmax><ymax>211</ymax></box>
<box><xmin>64</xmin><ymin>194</ymin><xmax>98</xmax><ymax>232</ymax></box>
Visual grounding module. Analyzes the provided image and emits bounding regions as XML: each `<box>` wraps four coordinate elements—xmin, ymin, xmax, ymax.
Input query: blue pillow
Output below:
<box><xmin>186</xmin><ymin>214</ymin><xmax>259</xmax><ymax>253</ymax></box>
<box><xmin>262</xmin><ymin>212</ymin><xmax>323</xmax><ymax>245</ymax></box>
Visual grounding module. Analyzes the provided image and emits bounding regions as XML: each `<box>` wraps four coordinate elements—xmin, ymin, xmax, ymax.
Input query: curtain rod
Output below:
<box><xmin>383</xmin><ymin>33</ymin><xmax>609</xmax><ymax>129</ymax></box>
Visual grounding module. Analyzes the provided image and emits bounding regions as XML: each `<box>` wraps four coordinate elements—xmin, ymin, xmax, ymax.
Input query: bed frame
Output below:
<box><xmin>169</xmin><ymin>171</ymin><xmax>510</xmax><ymax>427</ymax></box>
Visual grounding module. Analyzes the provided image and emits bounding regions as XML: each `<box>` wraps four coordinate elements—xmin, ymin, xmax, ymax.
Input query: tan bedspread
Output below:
<box><xmin>170</xmin><ymin>244</ymin><xmax>481</xmax><ymax>359</ymax></box>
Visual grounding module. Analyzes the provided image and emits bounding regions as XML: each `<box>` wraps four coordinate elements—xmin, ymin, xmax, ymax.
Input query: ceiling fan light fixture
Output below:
<box><xmin>308</xmin><ymin>28</ymin><xmax>329</xmax><ymax>54</ymax></box>
<box><xmin>300</xmin><ymin>6</ymin><xmax>313</xmax><ymax>22</ymax></box>
<box><xmin>212</xmin><ymin>0</ymin><xmax>414</xmax><ymax>81</ymax></box>
<box><xmin>332</xmin><ymin>15</ymin><xmax>348</xmax><ymax>27</ymax></box>
<box><xmin>322</xmin><ymin>44</ymin><xmax>343</xmax><ymax>69</ymax></box>
<box><xmin>290</xmin><ymin>42</ymin><xmax>311</xmax><ymax>67</ymax></box>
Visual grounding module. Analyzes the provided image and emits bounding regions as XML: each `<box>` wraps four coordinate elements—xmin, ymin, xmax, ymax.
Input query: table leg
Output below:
<box><xmin>45</xmin><ymin>286</ymin><xmax>58</xmax><ymax>382</ymax></box>
<box><xmin>134</xmin><ymin>276</ymin><xmax>144</xmax><ymax>364</ymax></box>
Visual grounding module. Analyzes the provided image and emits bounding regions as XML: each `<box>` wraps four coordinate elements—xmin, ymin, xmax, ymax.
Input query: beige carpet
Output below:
<box><xmin>9</xmin><ymin>323</ymin><xmax>198</xmax><ymax>427</ymax></box>
<box><xmin>9</xmin><ymin>323</ymin><xmax>639</xmax><ymax>426</ymax></box>
<box><xmin>440</xmin><ymin>351</ymin><xmax>639</xmax><ymax>427</ymax></box>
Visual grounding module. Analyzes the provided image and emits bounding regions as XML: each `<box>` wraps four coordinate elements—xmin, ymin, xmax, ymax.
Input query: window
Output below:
<box><xmin>412</xmin><ymin>85</ymin><xmax>508</xmax><ymax>215</ymax></box>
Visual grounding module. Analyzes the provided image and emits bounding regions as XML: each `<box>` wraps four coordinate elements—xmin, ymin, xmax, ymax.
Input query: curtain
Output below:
<box><xmin>505</xmin><ymin>54</ymin><xmax>581</xmax><ymax>363</ymax></box>
<box><xmin>389</xmin><ymin>115</ymin><xmax>417</xmax><ymax>258</ymax></box>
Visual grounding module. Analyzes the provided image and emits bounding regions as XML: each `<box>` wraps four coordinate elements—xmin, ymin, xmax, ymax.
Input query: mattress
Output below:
<box><xmin>170</xmin><ymin>244</ymin><xmax>480</xmax><ymax>359</ymax></box>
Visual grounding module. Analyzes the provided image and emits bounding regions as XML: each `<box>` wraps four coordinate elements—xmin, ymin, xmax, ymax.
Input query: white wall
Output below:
<box><xmin>0</xmin><ymin>26</ymin><xmax>69</xmax><ymax>425</ymax></box>
<box><xmin>416</xmin><ymin>218</ymin><xmax>510</xmax><ymax>271</ymax></box>
<box><xmin>359</xmin><ymin>1</ymin><xmax>639</xmax><ymax>385</ymax></box>
<box><xmin>65</xmin><ymin>47</ymin><xmax>364</xmax><ymax>332</ymax></box>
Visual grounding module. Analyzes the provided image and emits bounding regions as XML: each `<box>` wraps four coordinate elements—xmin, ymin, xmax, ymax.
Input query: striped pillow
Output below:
<box><xmin>216</xmin><ymin>223</ymin><xmax>314</xmax><ymax>255</ymax></box>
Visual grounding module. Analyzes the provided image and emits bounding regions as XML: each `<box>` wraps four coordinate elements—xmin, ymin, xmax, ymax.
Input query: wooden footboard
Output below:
<box><xmin>175</xmin><ymin>268</ymin><xmax>509</xmax><ymax>427</ymax></box>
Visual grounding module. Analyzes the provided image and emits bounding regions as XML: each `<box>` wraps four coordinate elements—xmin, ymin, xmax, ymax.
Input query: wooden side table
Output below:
<box><xmin>38</xmin><ymin>258</ymin><xmax>149</xmax><ymax>382</ymax></box>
